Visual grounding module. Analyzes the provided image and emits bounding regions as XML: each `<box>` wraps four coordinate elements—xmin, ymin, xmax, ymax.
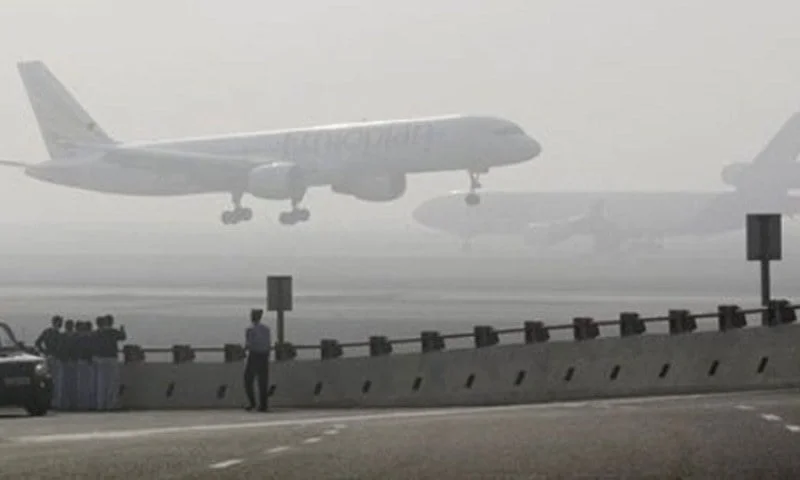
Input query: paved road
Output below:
<box><xmin>1</xmin><ymin>390</ymin><xmax>800</xmax><ymax>479</ymax></box>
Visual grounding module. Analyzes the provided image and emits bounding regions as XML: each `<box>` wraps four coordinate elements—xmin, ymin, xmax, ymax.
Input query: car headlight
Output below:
<box><xmin>34</xmin><ymin>362</ymin><xmax>48</xmax><ymax>376</ymax></box>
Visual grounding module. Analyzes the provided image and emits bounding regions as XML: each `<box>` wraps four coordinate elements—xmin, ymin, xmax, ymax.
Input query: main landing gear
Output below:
<box><xmin>278</xmin><ymin>196</ymin><xmax>310</xmax><ymax>226</ymax></box>
<box><xmin>465</xmin><ymin>170</ymin><xmax>483</xmax><ymax>206</ymax></box>
<box><xmin>221</xmin><ymin>192</ymin><xmax>253</xmax><ymax>225</ymax></box>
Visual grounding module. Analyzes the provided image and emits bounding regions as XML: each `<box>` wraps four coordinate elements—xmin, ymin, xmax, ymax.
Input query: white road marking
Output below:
<box><xmin>10</xmin><ymin>403</ymin><xmax>579</xmax><ymax>444</ymax></box>
<box><xmin>13</xmin><ymin>392</ymin><xmax>793</xmax><ymax>445</ymax></box>
<box><xmin>785</xmin><ymin>425</ymin><xmax>800</xmax><ymax>433</ymax></box>
<box><xmin>266</xmin><ymin>446</ymin><xmax>291</xmax><ymax>454</ymax></box>
<box><xmin>761</xmin><ymin>414</ymin><xmax>782</xmax><ymax>422</ymax></box>
<box><xmin>303</xmin><ymin>437</ymin><xmax>322</xmax><ymax>444</ymax></box>
<box><xmin>323</xmin><ymin>429</ymin><xmax>339</xmax><ymax>436</ymax></box>
<box><xmin>735</xmin><ymin>405</ymin><xmax>755</xmax><ymax>411</ymax></box>
<box><xmin>209</xmin><ymin>459</ymin><xmax>243</xmax><ymax>469</ymax></box>
<box><xmin>333</xmin><ymin>424</ymin><xmax>347</xmax><ymax>430</ymax></box>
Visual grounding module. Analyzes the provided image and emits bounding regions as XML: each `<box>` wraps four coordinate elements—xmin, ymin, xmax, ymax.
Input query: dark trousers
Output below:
<box><xmin>244</xmin><ymin>352</ymin><xmax>269</xmax><ymax>410</ymax></box>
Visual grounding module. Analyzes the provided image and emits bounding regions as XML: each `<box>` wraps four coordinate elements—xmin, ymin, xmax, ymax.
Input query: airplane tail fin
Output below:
<box><xmin>721</xmin><ymin>112</ymin><xmax>800</xmax><ymax>191</ymax></box>
<box><xmin>17</xmin><ymin>60</ymin><xmax>116</xmax><ymax>160</ymax></box>
<box><xmin>752</xmin><ymin>112</ymin><xmax>800</xmax><ymax>165</ymax></box>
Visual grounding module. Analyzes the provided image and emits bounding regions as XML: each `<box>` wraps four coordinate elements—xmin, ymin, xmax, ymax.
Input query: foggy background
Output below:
<box><xmin>0</xmin><ymin>1</ymin><xmax>798</xmax><ymax>348</ymax></box>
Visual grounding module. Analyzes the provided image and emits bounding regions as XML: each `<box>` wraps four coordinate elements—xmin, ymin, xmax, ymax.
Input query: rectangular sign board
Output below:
<box><xmin>746</xmin><ymin>213</ymin><xmax>781</xmax><ymax>261</ymax></box>
<box><xmin>267</xmin><ymin>275</ymin><xmax>293</xmax><ymax>311</ymax></box>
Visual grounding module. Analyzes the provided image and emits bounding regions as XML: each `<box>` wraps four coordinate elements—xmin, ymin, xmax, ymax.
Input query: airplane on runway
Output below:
<box><xmin>413</xmin><ymin>112</ymin><xmax>800</xmax><ymax>254</ymax></box>
<box><xmin>0</xmin><ymin>61</ymin><xmax>541</xmax><ymax>225</ymax></box>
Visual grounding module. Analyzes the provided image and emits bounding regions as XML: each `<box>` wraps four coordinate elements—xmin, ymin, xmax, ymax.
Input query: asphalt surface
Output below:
<box><xmin>1</xmin><ymin>390</ymin><xmax>800</xmax><ymax>479</ymax></box>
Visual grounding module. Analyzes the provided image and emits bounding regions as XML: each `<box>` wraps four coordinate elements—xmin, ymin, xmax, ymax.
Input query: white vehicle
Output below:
<box><xmin>1</xmin><ymin>61</ymin><xmax>541</xmax><ymax>225</ymax></box>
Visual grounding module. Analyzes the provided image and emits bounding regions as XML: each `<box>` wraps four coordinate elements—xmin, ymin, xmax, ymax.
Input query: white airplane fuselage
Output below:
<box><xmin>413</xmin><ymin>189</ymin><xmax>800</xmax><ymax>250</ymax></box>
<box><xmin>24</xmin><ymin>114</ymin><xmax>540</xmax><ymax>197</ymax></box>
<box><xmin>6</xmin><ymin>60</ymin><xmax>541</xmax><ymax>226</ymax></box>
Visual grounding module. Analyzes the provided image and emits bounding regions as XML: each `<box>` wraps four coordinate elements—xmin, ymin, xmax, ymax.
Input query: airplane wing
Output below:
<box><xmin>102</xmin><ymin>147</ymin><xmax>262</xmax><ymax>173</ymax></box>
<box><xmin>0</xmin><ymin>160</ymin><xmax>30</xmax><ymax>168</ymax></box>
<box><xmin>101</xmin><ymin>147</ymin><xmax>270</xmax><ymax>189</ymax></box>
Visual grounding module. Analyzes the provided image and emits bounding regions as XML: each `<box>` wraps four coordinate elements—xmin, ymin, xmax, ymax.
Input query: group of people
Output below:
<box><xmin>34</xmin><ymin>314</ymin><xmax>127</xmax><ymax>411</ymax></box>
<box><xmin>32</xmin><ymin>309</ymin><xmax>270</xmax><ymax>413</ymax></box>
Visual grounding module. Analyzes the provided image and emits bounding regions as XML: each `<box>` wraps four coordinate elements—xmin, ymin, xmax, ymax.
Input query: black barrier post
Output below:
<box><xmin>474</xmin><ymin>326</ymin><xmax>499</xmax><ymax>348</ymax></box>
<box><xmin>320</xmin><ymin>339</ymin><xmax>343</xmax><ymax>360</ymax></box>
<box><xmin>172</xmin><ymin>344</ymin><xmax>195</xmax><ymax>364</ymax></box>
<box><xmin>369</xmin><ymin>336</ymin><xmax>392</xmax><ymax>356</ymax></box>
<box><xmin>122</xmin><ymin>344</ymin><xmax>145</xmax><ymax>364</ymax></box>
<box><xmin>274</xmin><ymin>342</ymin><xmax>297</xmax><ymax>361</ymax></box>
<box><xmin>619</xmin><ymin>312</ymin><xmax>645</xmax><ymax>337</ymax></box>
<box><xmin>766</xmin><ymin>299</ymin><xmax>797</xmax><ymax>326</ymax></box>
<box><xmin>668</xmin><ymin>309</ymin><xmax>697</xmax><ymax>334</ymax></box>
<box><xmin>573</xmin><ymin>317</ymin><xmax>599</xmax><ymax>341</ymax></box>
<box><xmin>421</xmin><ymin>331</ymin><xmax>445</xmax><ymax>353</ymax></box>
<box><xmin>223</xmin><ymin>343</ymin><xmax>246</xmax><ymax>362</ymax></box>
<box><xmin>524</xmin><ymin>321</ymin><xmax>549</xmax><ymax>343</ymax></box>
<box><xmin>717</xmin><ymin>305</ymin><xmax>746</xmax><ymax>332</ymax></box>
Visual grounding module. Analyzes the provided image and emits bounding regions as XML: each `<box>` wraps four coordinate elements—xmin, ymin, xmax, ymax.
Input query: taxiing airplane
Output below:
<box><xmin>413</xmin><ymin>112</ymin><xmax>800</xmax><ymax>253</ymax></box>
<box><xmin>0</xmin><ymin>61</ymin><xmax>541</xmax><ymax>225</ymax></box>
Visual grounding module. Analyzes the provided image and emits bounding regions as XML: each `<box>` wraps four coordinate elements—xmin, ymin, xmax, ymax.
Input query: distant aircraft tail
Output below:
<box><xmin>751</xmin><ymin>112</ymin><xmax>800</xmax><ymax>165</ymax></box>
<box><xmin>17</xmin><ymin>60</ymin><xmax>116</xmax><ymax>160</ymax></box>
<box><xmin>721</xmin><ymin>112</ymin><xmax>800</xmax><ymax>191</ymax></box>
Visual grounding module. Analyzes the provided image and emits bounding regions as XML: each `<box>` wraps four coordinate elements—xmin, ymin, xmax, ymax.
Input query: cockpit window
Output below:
<box><xmin>494</xmin><ymin>124</ymin><xmax>523</xmax><ymax>135</ymax></box>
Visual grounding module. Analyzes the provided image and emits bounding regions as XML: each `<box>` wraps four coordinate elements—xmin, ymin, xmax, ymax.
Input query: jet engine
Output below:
<box><xmin>331</xmin><ymin>173</ymin><xmax>407</xmax><ymax>201</ymax></box>
<box><xmin>246</xmin><ymin>162</ymin><xmax>306</xmax><ymax>200</ymax></box>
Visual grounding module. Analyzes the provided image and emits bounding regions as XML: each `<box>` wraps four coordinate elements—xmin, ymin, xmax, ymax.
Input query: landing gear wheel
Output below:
<box><xmin>221</xmin><ymin>210</ymin><xmax>235</xmax><ymax>225</ymax></box>
<box><xmin>240</xmin><ymin>208</ymin><xmax>253</xmax><ymax>221</ymax></box>
<box><xmin>465</xmin><ymin>192</ymin><xmax>480</xmax><ymax>206</ymax></box>
<box><xmin>278</xmin><ymin>208</ymin><xmax>310</xmax><ymax>226</ymax></box>
<box><xmin>279</xmin><ymin>211</ymin><xmax>297</xmax><ymax>225</ymax></box>
<box><xmin>221</xmin><ymin>207</ymin><xmax>253</xmax><ymax>225</ymax></box>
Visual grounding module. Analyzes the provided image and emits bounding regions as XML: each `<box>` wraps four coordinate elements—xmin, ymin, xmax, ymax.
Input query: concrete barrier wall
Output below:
<box><xmin>119</xmin><ymin>323</ymin><xmax>800</xmax><ymax>410</ymax></box>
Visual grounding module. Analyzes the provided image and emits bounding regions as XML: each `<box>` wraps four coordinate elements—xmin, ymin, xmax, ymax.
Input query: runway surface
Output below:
<box><xmin>1</xmin><ymin>390</ymin><xmax>800</xmax><ymax>478</ymax></box>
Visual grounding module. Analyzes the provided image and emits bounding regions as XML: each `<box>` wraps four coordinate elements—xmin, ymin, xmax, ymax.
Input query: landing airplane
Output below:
<box><xmin>413</xmin><ymin>112</ymin><xmax>800</xmax><ymax>253</ymax></box>
<box><xmin>0</xmin><ymin>61</ymin><xmax>541</xmax><ymax>225</ymax></box>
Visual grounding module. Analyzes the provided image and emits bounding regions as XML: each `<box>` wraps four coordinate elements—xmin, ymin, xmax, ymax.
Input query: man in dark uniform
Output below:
<box><xmin>94</xmin><ymin>315</ymin><xmax>126</xmax><ymax>411</ymax></box>
<box><xmin>244</xmin><ymin>309</ymin><xmax>271</xmax><ymax>412</ymax></box>
<box><xmin>60</xmin><ymin>319</ymin><xmax>78</xmax><ymax>411</ymax></box>
<box><xmin>35</xmin><ymin>316</ymin><xmax>63</xmax><ymax>409</ymax></box>
<box><xmin>75</xmin><ymin>321</ymin><xmax>97</xmax><ymax>411</ymax></box>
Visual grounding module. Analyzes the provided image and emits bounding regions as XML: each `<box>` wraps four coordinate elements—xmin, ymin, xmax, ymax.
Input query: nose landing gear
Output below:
<box><xmin>465</xmin><ymin>170</ymin><xmax>483</xmax><ymax>206</ymax></box>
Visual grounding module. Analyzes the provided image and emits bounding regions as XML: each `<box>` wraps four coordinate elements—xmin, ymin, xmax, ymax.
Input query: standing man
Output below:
<box><xmin>243</xmin><ymin>308</ymin><xmax>271</xmax><ymax>412</ymax></box>
<box><xmin>94</xmin><ymin>315</ymin><xmax>126</xmax><ymax>411</ymax></box>
<box><xmin>60</xmin><ymin>320</ymin><xmax>78</xmax><ymax>411</ymax></box>
<box><xmin>35</xmin><ymin>315</ymin><xmax>63</xmax><ymax>410</ymax></box>
<box><xmin>75</xmin><ymin>321</ymin><xmax>97</xmax><ymax>411</ymax></box>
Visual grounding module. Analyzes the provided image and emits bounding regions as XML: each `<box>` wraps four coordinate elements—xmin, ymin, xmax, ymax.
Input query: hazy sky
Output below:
<box><xmin>0</xmin><ymin>0</ymin><xmax>799</xmax><ymax>232</ymax></box>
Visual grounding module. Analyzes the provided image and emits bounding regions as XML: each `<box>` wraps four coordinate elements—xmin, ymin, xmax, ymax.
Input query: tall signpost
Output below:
<box><xmin>267</xmin><ymin>275</ymin><xmax>293</xmax><ymax>348</ymax></box>
<box><xmin>746</xmin><ymin>214</ymin><xmax>782</xmax><ymax>322</ymax></box>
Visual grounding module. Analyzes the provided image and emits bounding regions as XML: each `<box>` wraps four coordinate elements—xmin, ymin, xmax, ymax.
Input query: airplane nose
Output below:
<box><xmin>522</xmin><ymin>135</ymin><xmax>542</xmax><ymax>160</ymax></box>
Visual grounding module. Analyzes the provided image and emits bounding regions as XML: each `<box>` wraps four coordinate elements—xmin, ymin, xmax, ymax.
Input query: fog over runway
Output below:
<box><xmin>1</xmin><ymin>224</ymin><xmax>799</xmax><ymax>355</ymax></box>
